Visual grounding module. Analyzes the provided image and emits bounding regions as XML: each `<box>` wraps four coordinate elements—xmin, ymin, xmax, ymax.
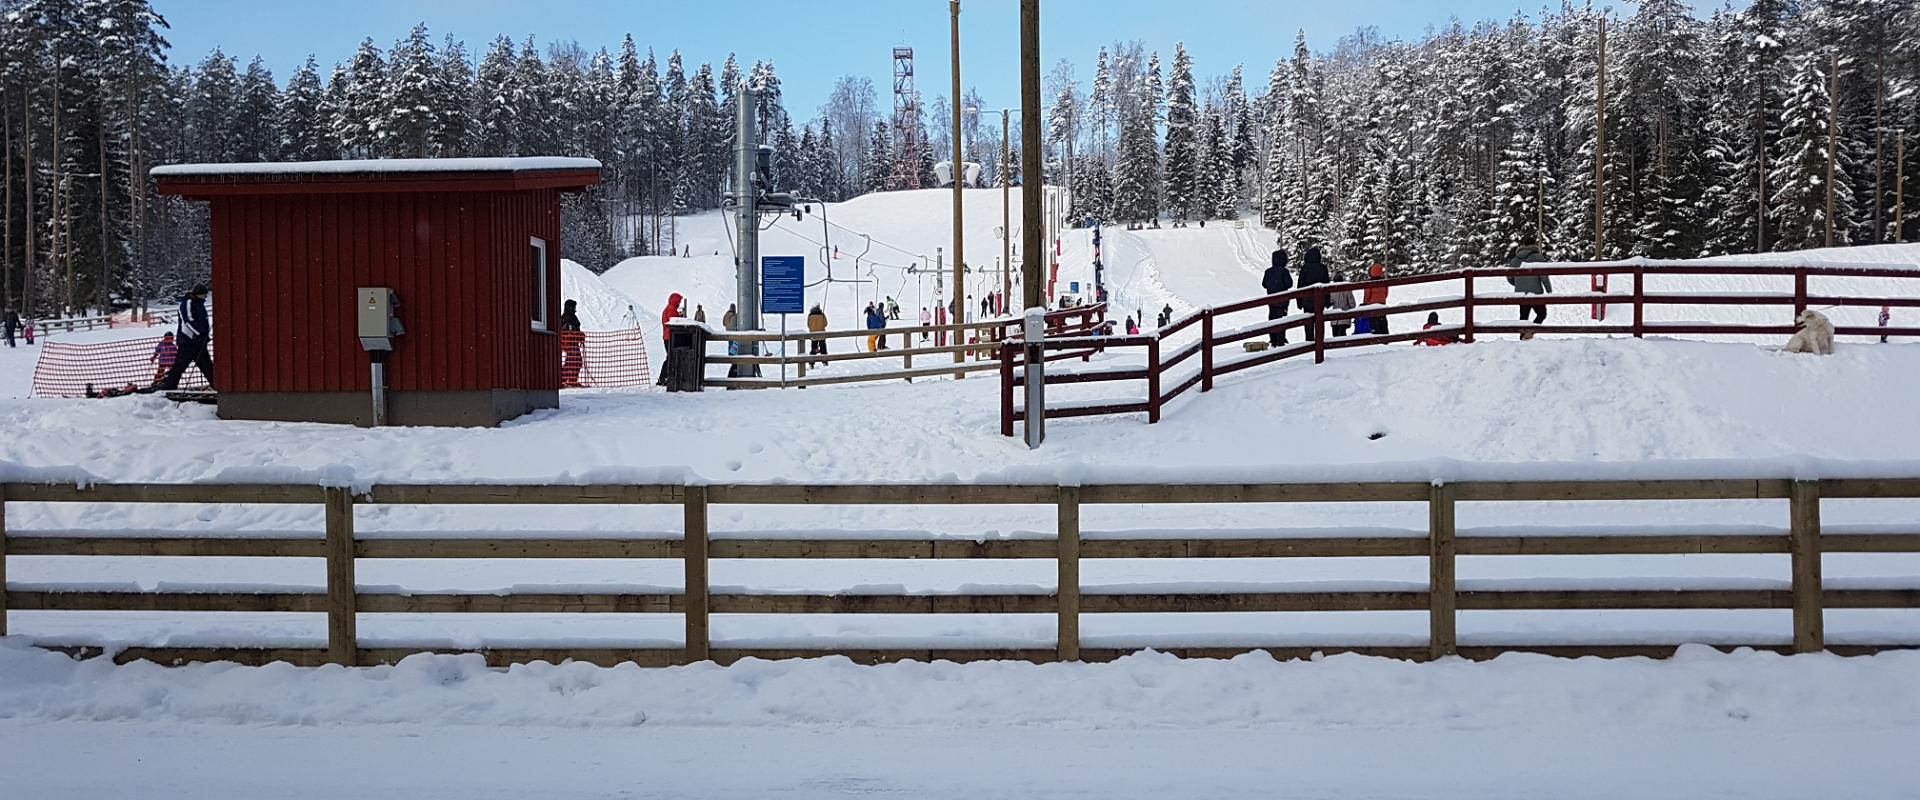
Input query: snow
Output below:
<box><xmin>4</xmin><ymin>642</ymin><xmax>1920</xmax><ymax>797</ymax></box>
<box><xmin>149</xmin><ymin>156</ymin><xmax>601</xmax><ymax>177</ymax></box>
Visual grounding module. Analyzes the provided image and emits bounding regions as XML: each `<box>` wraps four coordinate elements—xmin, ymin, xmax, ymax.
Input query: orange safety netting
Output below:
<box><xmin>32</xmin><ymin>334</ymin><xmax>212</xmax><ymax>398</ymax></box>
<box><xmin>560</xmin><ymin>329</ymin><xmax>652</xmax><ymax>389</ymax></box>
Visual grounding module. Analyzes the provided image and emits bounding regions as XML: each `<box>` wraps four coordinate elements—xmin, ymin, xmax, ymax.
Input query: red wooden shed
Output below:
<box><xmin>153</xmin><ymin>157</ymin><xmax>601</xmax><ymax>427</ymax></box>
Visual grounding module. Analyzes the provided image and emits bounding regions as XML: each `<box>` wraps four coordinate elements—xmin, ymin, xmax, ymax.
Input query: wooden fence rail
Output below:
<box><xmin>1001</xmin><ymin>263</ymin><xmax>1920</xmax><ymax>432</ymax></box>
<box><xmin>4</xmin><ymin>476</ymin><xmax>1919</xmax><ymax>667</ymax></box>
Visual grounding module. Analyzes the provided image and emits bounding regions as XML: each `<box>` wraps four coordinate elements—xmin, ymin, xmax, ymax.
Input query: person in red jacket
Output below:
<box><xmin>1361</xmin><ymin>263</ymin><xmax>1390</xmax><ymax>335</ymax></box>
<box><xmin>661</xmin><ymin>293</ymin><xmax>686</xmax><ymax>343</ymax></box>
<box><xmin>1417</xmin><ymin>312</ymin><xmax>1456</xmax><ymax>346</ymax></box>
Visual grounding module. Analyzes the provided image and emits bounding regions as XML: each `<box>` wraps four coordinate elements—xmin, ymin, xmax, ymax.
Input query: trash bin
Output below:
<box><xmin>659</xmin><ymin>322</ymin><xmax>707</xmax><ymax>392</ymax></box>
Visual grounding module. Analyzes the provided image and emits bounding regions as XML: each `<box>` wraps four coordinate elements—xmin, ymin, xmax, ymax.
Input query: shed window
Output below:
<box><xmin>530</xmin><ymin>236</ymin><xmax>549</xmax><ymax>330</ymax></box>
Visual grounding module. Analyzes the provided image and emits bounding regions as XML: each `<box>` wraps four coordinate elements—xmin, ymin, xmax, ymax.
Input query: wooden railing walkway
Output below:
<box><xmin>4</xmin><ymin>476</ymin><xmax>1919</xmax><ymax>667</ymax></box>
<box><xmin>699</xmin><ymin>304</ymin><xmax>1106</xmax><ymax>389</ymax></box>
<box><xmin>1002</xmin><ymin>262</ymin><xmax>1920</xmax><ymax>432</ymax></box>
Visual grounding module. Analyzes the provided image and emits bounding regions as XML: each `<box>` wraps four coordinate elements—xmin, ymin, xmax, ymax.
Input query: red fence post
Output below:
<box><xmin>1146</xmin><ymin>336</ymin><xmax>1162</xmax><ymax>423</ymax></box>
<box><xmin>1462</xmin><ymin>269</ymin><xmax>1477</xmax><ymax>344</ymax></box>
<box><xmin>1200</xmin><ymin>308</ymin><xmax>1215</xmax><ymax>392</ymax></box>
<box><xmin>1313</xmin><ymin>289</ymin><xmax>1327</xmax><ymax>364</ymax></box>
<box><xmin>999</xmin><ymin>342</ymin><xmax>1015</xmax><ymax>437</ymax></box>
<box><xmin>1632</xmin><ymin>267</ymin><xmax>1645</xmax><ymax>338</ymax></box>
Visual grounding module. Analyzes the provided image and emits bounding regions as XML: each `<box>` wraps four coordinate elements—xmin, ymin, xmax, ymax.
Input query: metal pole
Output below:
<box><xmin>735</xmin><ymin>83</ymin><xmax>760</xmax><ymax>336</ymax></box>
<box><xmin>1003</xmin><ymin>108</ymin><xmax>1011</xmax><ymax>316</ymax></box>
<box><xmin>950</xmin><ymin>0</ymin><xmax>966</xmax><ymax>372</ymax></box>
<box><xmin>1020</xmin><ymin>0</ymin><xmax>1044</xmax><ymax>448</ymax></box>
<box><xmin>370</xmin><ymin>361</ymin><xmax>387</xmax><ymax>427</ymax></box>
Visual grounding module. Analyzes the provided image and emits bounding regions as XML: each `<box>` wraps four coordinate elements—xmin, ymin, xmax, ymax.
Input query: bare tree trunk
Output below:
<box><xmin>23</xmin><ymin>88</ymin><xmax>36</xmax><ymax>318</ymax></box>
<box><xmin>4</xmin><ymin>91</ymin><xmax>13</xmax><ymax>311</ymax></box>
<box><xmin>1825</xmin><ymin>51</ymin><xmax>1838</xmax><ymax>249</ymax></box>
<box><xmin>99</xmin><ymin>114</ymin><xmax>111</xmax><ymax>310</ymax></box>
<box><xmin>51</xmin><ymin>65</ymin><xmax>69</xmax><ymax>314</ymax></box>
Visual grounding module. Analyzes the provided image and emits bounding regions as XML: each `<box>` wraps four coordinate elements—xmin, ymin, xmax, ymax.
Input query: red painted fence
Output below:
<box><xmin>1000</xmin><ymin>263</ymin><xmax>1920</xmax><ymax>434</ymax></box>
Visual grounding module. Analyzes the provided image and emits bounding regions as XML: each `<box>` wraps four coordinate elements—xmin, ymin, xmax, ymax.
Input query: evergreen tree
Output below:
<box><xmin>337</xmin><ymin>38</ymin><xmax>387</xmax><ymax>157</ymax></box>
<box><xmin>433</xmin><ymin>35</ymin><xmax>471</xmax><ymax>157</ymax></box>
<box><xmin>864</xmin><ymin>120</ymin><xmax>893</xmax><ymax>194</ymax></box>
<box><xmin>232</xmin><ymin>57</ymin><xmax>280</xmax><ymax>162</ymax></box>
<box><xmin>383</xmin><ymin>23</ymin><xmax>437</xmax><ymax>158</ymax></box>
<box><xmin>279</xmin><ymin>56</ymin><xmax>333</xmax><ymax>160</ymax></box>
<box><xmin>1162</xmin><ymin>43</ymin><xmax>1199</xmax><ymax>220</ymax></box>
<box><xmin>468</xmin><ymin>36</ymin><xmax>517</xmax><ymax>156</ymax></box>
<box><xmin>1770</xmin><ymin>51</ymin><xmax>1854</xmax><ymax>250</ymax></box>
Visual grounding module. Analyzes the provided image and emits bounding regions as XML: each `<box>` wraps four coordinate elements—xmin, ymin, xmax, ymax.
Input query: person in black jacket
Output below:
<box><xmin>2</xmin><ymin>309</ymin><xmax>18</xmax><ymax>348</ymax></box>
<box><xmin>1263</xmin><ymin>248</ymin><xmax>1294</xmax><ymax>346</ymax></box>
<box><xmin>1295</xmin><ymin>246</ymin><xmax>1332</xmax><ymax>342</ymax></box>
<box><xmin>156</xmin><ymin>284</ymin><xmax>215</xmax><ymax>391</ymax></box>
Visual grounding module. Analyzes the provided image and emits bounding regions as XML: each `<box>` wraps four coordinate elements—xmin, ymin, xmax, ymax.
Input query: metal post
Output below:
<box><xmin>735</xmin><ymin>83</ymin><xmax>760</xmax><ymax>336</ymax></box>
<box><xmin>369</xmin><ymin>361</ymin><xmax>387</xmax><ymax>427</ymax></box>
<box><xmin>1020</xmin><ymin>0</ymin><xmax>1044</xmax><ymax>448</ymax></box>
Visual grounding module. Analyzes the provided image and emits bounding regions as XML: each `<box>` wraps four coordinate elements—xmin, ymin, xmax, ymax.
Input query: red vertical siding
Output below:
<box><xmin>204</xmin><ymin>187</ymin><xmax>568</xmax><ymax>396</ymax></box>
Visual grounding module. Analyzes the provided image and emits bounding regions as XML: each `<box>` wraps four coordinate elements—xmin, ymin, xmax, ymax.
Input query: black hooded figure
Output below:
<box><xmin>1263</xmin><ymin>248</ymin><xmax>1294</xmax><ymax>346</ymax></box>
<box><xmin>1296</xmin><ymin>246</ymin><xmax>1332</xmax><ymax>342</ymax></box>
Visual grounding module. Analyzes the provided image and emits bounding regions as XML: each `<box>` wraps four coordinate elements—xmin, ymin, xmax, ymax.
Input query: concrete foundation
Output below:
<box><xmin>218</xmin><ymin>389</ymin><xmax>558</xmax><ymax>428</ymax></box>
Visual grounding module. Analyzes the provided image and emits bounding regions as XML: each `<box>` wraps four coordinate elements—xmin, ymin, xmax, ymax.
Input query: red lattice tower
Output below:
<box><xmin>889</xmin><ymin>47</ymin><xmax>921</xmax><ymax>191</ymax></box>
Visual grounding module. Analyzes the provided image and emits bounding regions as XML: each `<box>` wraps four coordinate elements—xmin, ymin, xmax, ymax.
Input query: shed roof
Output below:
<box><xmin>153</xmin><ymin>157</ymin><xmax>601</xmax><ymax>197</ymax></box>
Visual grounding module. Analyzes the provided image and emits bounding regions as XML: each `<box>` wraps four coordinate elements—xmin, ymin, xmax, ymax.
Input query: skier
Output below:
<box><xmin>2</xmin><ymin>308</ymin><xmax>17</xmax><ymax>348</ymax></box>
<box><xmin>559</xmin><ymin>299</ymin><xmax>584</xmax><ymax>388</ymax></box>
<box><xmin>920</xmin><ymin>307</ymin><xmax>932</xmax><ymax>342</ymax></box>
<box><xmin>1360</xmin><ymin>263</ymin><xmax>1390</xmax><ymax>335</ymax></box>
<box><xmin>150</xmin><ymin>332</ymin><xmax>178</xmax><ymax>383</ymax></box>
<box><xmin>806</xmin><ymin>304</ymin><xmax>829</xmax><ymax>365</ymax></box>
<box><xmin>887</xmin><ymin>296</ymin><xmax>901</xmax><ymax>320</ymax></box>
<box><xmin>864</xmin><ymin>302</ymin><xmax>888</xmax><ymax>352</ymax></box>
<box><xmin>156</xmin><ymin>284</ymin><xmax>215</xmax><ymax>391</ymax></box>
<box><xmin>1263</xmin><ymin>245</ymin><xmax>1294</xmax><ymax>346</ymax></box>
<box><xmin>1506</xmin><ymin>236</ymin><xmax>1551</xmax><ymax>328</ymax></box>
<box><xmin>1879</xmin><ymin>305</ymin><xmax>1892</xmax><ymax>343</ymax></box>
<box><xmin>1327</xmin><ymin>273</ymin><xmax>1357</xmax><ymax>337</ymax></box>
<box><xmin>1296</xmin><ymin>246</ymin><xmax>1331</xmax><ymax>342</ymax></box>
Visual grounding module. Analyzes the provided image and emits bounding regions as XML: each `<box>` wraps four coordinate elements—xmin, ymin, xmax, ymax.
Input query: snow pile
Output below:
<box><xmin>557</xmin><ymin>259</ymin><xmax>640</xmax><ymax>331</ymax></box>
<box><xmin>1</xmin><ymin>639</ymin><xmax>1914</xmax><ymax>730</ymax></box>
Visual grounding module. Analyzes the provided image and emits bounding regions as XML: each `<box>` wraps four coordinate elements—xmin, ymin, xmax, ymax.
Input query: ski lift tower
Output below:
<box><xmin>889</xmin><ymin>47</ymin><xmax>921</xmax><ymax>190</ymax></box>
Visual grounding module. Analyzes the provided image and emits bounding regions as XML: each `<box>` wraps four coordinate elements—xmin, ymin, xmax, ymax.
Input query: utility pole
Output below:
<box><xmin>732</xmin><ymin>82</ymin><xmax>762</xmax><ymax>379</ymax></box>
<box><xmin>1826</xmin><ymin>50</ymin><xmax>1838</xmax><ymax>249</ymax></box>
<box><xmin>1002</xmin><ymin>108</ymin><xmax>1011</xmax><ymax>316</ymax></box>
<box><xmin>1020</xmin><ymin>0</ymin><xmax>1044</xmax><ymax>448</ymax></box>
<box><xmin>950</xmin><ymin>0</ymin><xmax>966</xmax><ymax>374</ymax></box>
<box><xmin>1594</xmin><ymin>16</ymin><xmax>1607</xmax><ymax>261</ymax></box>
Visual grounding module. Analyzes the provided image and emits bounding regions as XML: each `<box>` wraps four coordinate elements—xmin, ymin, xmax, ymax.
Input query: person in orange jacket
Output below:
<box><xmin>1360</xmin><ymin>263</ymin><xmax>1390</xmax><ymax>335</ymax></box>
<box><xmin>661</xmin><ymin>293</ymin><xmax>686</xmax><ymax>343</ymax></box>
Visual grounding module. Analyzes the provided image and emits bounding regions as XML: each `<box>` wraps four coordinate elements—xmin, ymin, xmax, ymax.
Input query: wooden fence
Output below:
<box><xmin>4</xmin><ymin>477</ymin><xmax>1919</xmax><ymax>667</ymax></box>
<box><xmin>700</xmin><ymin>304</ymin><xmax>1106</xmax><ymax>389</ymax></box>
<box><xmin>1002</xmin><ymin>263</ymin><xmax>1920</xmax><ymax>432</ymax></box>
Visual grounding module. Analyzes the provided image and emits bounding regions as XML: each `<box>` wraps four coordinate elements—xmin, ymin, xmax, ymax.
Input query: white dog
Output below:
<box><xmin>1784</xmin><ymin>309</ymin><xmax>1835</xmax><ymax>355</ymax></box>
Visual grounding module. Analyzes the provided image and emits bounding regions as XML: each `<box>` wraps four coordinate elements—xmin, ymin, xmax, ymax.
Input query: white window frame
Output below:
<box><xmin>530</xmin><ymin>236</ymin><xmax>550</xmax><ymax>331</ymax></box>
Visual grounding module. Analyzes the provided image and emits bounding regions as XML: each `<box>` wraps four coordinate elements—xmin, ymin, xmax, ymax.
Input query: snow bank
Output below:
<box><xmin>2</xmin><ymin>638</ymin><xmax>1916</xmax><ymax>731</ymax></box>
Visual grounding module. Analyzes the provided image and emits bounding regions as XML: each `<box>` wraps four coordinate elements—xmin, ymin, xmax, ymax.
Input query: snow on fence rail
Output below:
<box><xmin>700</xmin><ymin>303</ymin><xmax>1107</xmax><ymax>389</ymax></box>
<box><xmin>1002</xmin><ymin>263</ymin><xmax>1920</xmax><ymax>432</ymax></box>
<box><xmin>4</xmin><ymin>476</ymin><xmax>1918</xmax><ymax>667</ymax></box>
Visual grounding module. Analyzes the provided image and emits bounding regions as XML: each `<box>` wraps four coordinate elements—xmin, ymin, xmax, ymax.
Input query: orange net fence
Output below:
<box><xmin>560</xmin><ymin>329</ymin><xmax>652</xmax><ymax>389</ymax></box>
<box><xmin>32</xmin><ymin>333</ymin><xmax>212</xmax><ymax>398</ymax></box>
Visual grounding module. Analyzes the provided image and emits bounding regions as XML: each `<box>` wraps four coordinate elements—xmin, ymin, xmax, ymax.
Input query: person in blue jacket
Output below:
<box><xmin>156</xmin><ymin>284</ymin><xmax>215</xmax><ymax>391</ymax></box>
<box><xmin>865</xmin><ymin>302</ymin><xmax>889</xmax><ymax>351</ymax></box>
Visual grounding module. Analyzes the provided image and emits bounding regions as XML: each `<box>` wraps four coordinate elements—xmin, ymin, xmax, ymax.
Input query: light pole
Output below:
<box><xmin>950</xmin><ymin>0</ymin><xmax>966</xmax><ymax>374</ymax></box>
<box><xmin>1020</xmin><ymin>0</ymin><xmax>1044</xmax><ymax>448</ymax></box>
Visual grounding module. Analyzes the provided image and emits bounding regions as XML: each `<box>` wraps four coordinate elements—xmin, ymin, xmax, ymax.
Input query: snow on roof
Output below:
<box><xmin>150</xmin><ymin>157</ymin><xmax>601</xmax><ymax>178</ymax></box>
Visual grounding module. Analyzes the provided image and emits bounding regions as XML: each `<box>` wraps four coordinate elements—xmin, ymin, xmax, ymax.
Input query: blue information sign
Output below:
<box><xmin>1069</xmin><ymin>280</ymin><xmax>1081</xmax><ymax>294</ymax></box>
<box><xmin>761</xmin><ymin>256</ymin><xmax>805</xmax><ymax>315</ymax></box>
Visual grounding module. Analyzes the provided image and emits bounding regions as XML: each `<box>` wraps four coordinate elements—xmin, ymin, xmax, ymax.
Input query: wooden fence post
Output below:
<box><xmin>1462</xmin><ymin>270</ymin><xmax>1477</xmax><ymax>343</ymax></box>
<box><xmin>323</xmin><ymin>487</ymin><xmax>357</xmax><ymax>667</ymax></box>
<box><xmin>1057</xmin><ymin>486</ymin><xmax>1081</xmax><ymax>662</ymax></box>
<box><xmin>1313</xmin><ymin>290</ymin><xmax>1327</xmax><ymax>364</ymax></box>
<box><xmin>1428</xmin><ymin>483</ymin><xmax>1457</xmax><ymax>660</ymax></box>
<box><xmin>1200</xmin><ymin>308</ymin><xmax>1215</xmax><ymax>392</ymax></box>
<box><xmin>1146</xmin><ymin>337</ymin><xmax>1162</xmax><ymax>423</ymax></box>
<box><xmin>1794</xmin><ymin>272</ymin><xmax>1810</xmax><ymax>317</ymax></box>
<box><xmin>684</xmin><ymin>485</ymin><xmax>711</xmax><ymax>664</ymax></box>
<box><xmin>0</xmin><ymin>486</ymin><xmax>9</xmax><ymax>638</ymax></box>
<box><xmin>999</xmin><ymin>342</ymin><xmax>1016</xmax><ymax>437</ymax></box>
<box><xmin>1632</xmin><ymin>267</ymin><xmax>1645</xmax><ymax>338</ymax></box>
<box><xmin>1790</xmin><ymin>480</ymin><xmax>1824</xmax><ymax>653</ymax></box>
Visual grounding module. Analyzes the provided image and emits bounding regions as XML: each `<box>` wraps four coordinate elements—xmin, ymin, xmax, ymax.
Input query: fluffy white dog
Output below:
<box><xmin>1784</xmin><ymin>309</ymin><xmax>1835</xmax><ymax>355</ymax></box>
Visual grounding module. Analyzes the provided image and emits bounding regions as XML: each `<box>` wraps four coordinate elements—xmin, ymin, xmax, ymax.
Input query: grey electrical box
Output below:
<box><xmin>358</xmin><ymin>287</ymin><xmax>402</xmax><ymax>351</ymax></box>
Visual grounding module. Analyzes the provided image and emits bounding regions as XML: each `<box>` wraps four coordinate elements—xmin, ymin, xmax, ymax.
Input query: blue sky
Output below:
<box><xmin>154</xmin><ymin>0</ymin><xmax>1667</xmax><ymax>114</ymax></box>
